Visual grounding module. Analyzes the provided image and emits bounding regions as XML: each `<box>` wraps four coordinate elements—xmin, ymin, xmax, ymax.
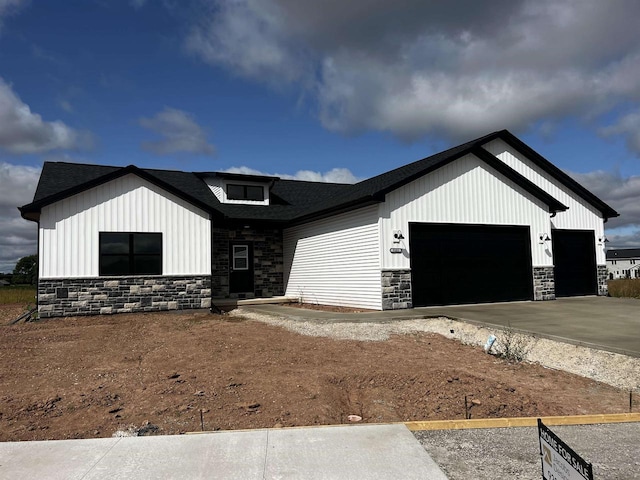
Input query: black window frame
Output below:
<box><xmin>226</xmin><ymin>184</ymin><xmax>264</xmax><ymax>201</ymax></box>
<box><xmin>99</xmin><ymin>232</ymin><xmax>162</xmax><ymax>276</ymax></box>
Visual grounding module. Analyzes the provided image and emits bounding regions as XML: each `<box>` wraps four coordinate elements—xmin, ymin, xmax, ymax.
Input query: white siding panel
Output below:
<box><xmin>284</xmin><ymin>205</ymin><xmax>381</xmax><ymax>310</ymax></box>
<box><xmin>483</xmin><ymin>139</ymin><xmax>606</xmax><ymax>264</ymax></box>
<box><xmin>380</xmin><ymin>154</ymin><xmax>552</xmax><ymax>269</ymax></box>
<box><xmin>39</xmin><ymin>174</ymin><xmax>211</xmax><ymax>278</ymax></box>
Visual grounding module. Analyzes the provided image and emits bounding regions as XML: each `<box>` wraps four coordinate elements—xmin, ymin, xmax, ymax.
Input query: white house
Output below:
<box><xmin>606</xmin><ymin>249</ymin><xmax>640</xmax><ymax>279</ymax></box>
<box><xmin>20</xmin><ymin>130</ymin><xmax>618</xmax><ymax>318</ymax></box>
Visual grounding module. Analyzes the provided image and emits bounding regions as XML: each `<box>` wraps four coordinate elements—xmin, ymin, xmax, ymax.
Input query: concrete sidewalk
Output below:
<box><xmin>0</xmin><ymin>424</ymin><xmax>448</xmax><ymax>480</ymax></box>
<box><xmin>243</xmin><ymin>296</ymin><xmax>640</xmax><ymax>357</ymax></box>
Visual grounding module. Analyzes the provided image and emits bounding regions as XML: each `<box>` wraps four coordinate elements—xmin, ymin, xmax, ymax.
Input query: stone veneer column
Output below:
<box><xmin>211</xmin><ymin>226</ymin><xmax>284</xmax><ymax>299</ymax></box>
<box><xmin>231</xmin><ymin>227</ymin><xmax>283</xmax><ymax>298</ymax></box>
<box><xmin>211</xmin><ymin>227</ymin><xmax>230</xmax><ymax>297</ymax></box>
<box><xmin>37</xmin><ymin>275</ymin><xmax>211</xmax><ymax>318</ymax></box>
<box><xmin>597</xmin><ymin>265</ymin><xmax>608</xmax><ymax>296</ymax></box>
<box><xmin>381</xmin><ymin>269</ymin><xmax>412</xmax><ymax>310</ymax></box>
<box><xmin>532</xmin><ymin>266</ymin><xmax>555</xmax><ymax>300</ymax></box>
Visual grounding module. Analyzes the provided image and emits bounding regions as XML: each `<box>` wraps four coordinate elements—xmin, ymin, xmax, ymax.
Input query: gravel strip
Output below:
<box><xmin>415</xmin><ymin>423</ymin><xmax>640</xmax><ymax>480</ymax></box>
<box><xmin>231</xmin><ymin>308</ymin><xmax>640</xmax><ymax>391</ymax></box>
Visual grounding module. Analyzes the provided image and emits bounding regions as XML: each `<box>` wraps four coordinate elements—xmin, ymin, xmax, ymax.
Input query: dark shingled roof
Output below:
<box><xmin>33</xmin><ymin>162</ymin><xmax>120</xmax><ymax>202</ymax></box>
<box><xmin>606</xmin><ymin>248</ymin><xmax>640</xmax><ymax>260</ymax></box>
<box><xmin>20</xmin><ymin>130</ymin><xmax>619</xmax><ymax>224</ymax></box>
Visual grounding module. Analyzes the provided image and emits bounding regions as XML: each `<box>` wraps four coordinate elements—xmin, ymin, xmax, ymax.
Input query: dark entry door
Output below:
<box><xmin>552</xmin><ymin>230</ymin><xmax>597</xmax><ymax>297</ymax></box>
<box><xmin>410</xmin><ymin>223</ymin><xmax>533</xmax><ymax>307</ymax></box>
<box><xmin>230</xmin><ymin>243</ymin><xmax>254</xmax><ymax>294</ymax></box>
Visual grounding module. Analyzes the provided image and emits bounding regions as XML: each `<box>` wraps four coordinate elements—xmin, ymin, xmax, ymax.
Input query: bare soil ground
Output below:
<box><xmin>0</xmin><ymin>305</ymin><xmax>632</xmax><ymax>442</ymax></box>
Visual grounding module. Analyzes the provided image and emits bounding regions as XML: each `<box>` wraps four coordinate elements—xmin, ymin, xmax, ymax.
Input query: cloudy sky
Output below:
<box><xmin>1</xmin><ymin>0</ymin><xmax>640</xmax><ymax>272</ymax></box>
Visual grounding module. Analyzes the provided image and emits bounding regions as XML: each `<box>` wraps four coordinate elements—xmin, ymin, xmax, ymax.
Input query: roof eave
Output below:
<box><xmin>18</xmin><ymin>206</ymin><xmax>40</xmax><ymax>222</ymax></box>
<box><xmin>288</xmin><ymin>196</ymin><xmax>382</xmax><ymax>226</ymax></box>
<box><xmin>374</xmin><ymin>148</ymin><xmax>476</xmax><ymax>198</ymax></box>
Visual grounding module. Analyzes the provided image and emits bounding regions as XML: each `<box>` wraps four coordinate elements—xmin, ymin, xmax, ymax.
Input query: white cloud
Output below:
<box><xmin>599</xmin><ymin>112</ymin><xmax>640</xmax><ymax>154</ymax></box>
<box><xmin>139</xmin><ymin>107</ymin><xmax>215</xmax><ymax>156</ymax></box>
<box><xmin>0</xmin><ymin>78</ymin><xmax>93</xmax><ymax>154</ymax></box>
<box><xmin>186</xmin><ymin>1</ymin><xmax>310</xmax><ymax>87</ymax></box>
<box><xmin>606</xmin><ymin>229</ymin><xmax>640</xmax><ymax>249</ymax></box>
<box><xmin>0</xmin><ymin>162</ymin><xmax>39</xmax><ymax>273</ymax></box>
<box><xmin>568</xmin><ymin>170</ymin><xmax>640</xmax><ymax>231</ymax></box>
<box><xmin>186</xmin><ymin>0</ymin><xmax>640</xmax><ymax>144</ymax></box>
<box><xmin>0</xmin><ymin>0</ymin><xmax>26</xmax><ymax>31</ymax></box>
<box><xmin>222</xmin><ymin>165</ymin><xmax>361</xmax><ymax>184</ymax></box>
<box><xmin>57</xmin><ymin>99</ymin><xmax>73</xmax><ymax>113</ymax></box>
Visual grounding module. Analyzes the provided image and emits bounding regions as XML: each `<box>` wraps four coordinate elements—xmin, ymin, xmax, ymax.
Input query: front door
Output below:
<box><xmin>230</xmin><ymin>243</ymin><xmax>254</xmax><ymax>294</ymax></box>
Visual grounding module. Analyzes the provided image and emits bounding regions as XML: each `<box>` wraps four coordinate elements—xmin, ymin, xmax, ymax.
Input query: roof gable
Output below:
<box><xmin>495</xmin><ymin>131</ymin><xmax>618</xmax><ymax>220</ymax></box>
<box><xmin>20</xmin><ymin>164</ymin><xmax>220</xmax><ymax>221</ymax></box>
<box><xmin>299</xmin><ymin>130</ymin><xmax>617</xmax><ymax>222</ymax></box>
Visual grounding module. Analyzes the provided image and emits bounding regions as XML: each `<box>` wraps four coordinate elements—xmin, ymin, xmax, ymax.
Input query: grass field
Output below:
<box><xmin>608</xmin><ymin>278</ymin><xmax>640</xmax><ymax>299</ymax></box>
<box><xmin>0</xmin><ymin>287</ymin><xmax>36</xmax><ymax>304</ymax></box>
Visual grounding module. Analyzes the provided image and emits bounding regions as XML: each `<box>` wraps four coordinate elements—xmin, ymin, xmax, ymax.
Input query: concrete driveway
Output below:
<box><xmin>244</xmin><ymin>296</ymin><xmax>639</xmax><ymax>357</ymax></box>
<box><xmin>417</xmin><ymin>296</ymin><xmax>640</xmax><ymax>357</ymax></box>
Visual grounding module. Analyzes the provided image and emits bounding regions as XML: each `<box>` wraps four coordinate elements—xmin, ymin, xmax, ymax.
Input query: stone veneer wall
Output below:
<box><xmin>211</xmin><ymin>226</ymin><xmax>284</xmax><ymax>299</ymax></box>
<box><xmin>597</xmin><ymin>265</ymin><xmax>608</xmax><ymax>296</ymax></box>
<box><xmin>532</xmin><ymin>266</ymin><xmax>556</xmax><ymax>301</ymax></box>
<box><xmin>37</xmin><ymin>275</ymin><xmax>211</xmax><ymax>318</ymax></box>
<box><xmin>381</xmin><ymin>269</ymin><xmax>412</xmax><ymax>310</ymax></box>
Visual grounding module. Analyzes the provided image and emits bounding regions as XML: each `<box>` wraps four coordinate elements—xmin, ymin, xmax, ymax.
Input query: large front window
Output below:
<box><xmin>99</xmin><ymin>232</ymin><xmax>162</xmax><ymax>276</ymax></box>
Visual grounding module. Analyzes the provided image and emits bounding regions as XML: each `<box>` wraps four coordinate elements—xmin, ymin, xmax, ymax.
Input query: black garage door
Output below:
<box><xmin>552</xmin><ymin>230</ymin><xmax>597</xmax><ymax>297</ymax></box>
<box><xmin>410</xmin><ymin>223</ymin><xmax>533</xmax><ymax>307</ymax></box>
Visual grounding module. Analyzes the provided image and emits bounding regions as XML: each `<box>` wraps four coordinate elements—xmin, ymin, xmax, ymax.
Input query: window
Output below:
<box><xmin>232</xmin><ymin>245</ymin><xmax>249</xmax><ymax>270</ymax></box>
<box><xmin>99</xmin><ymin>232</ymin><xmax>162</xmax><ymax>276</ymax></box>
<box><xmin>631</xmin><ymin>259</ymin><xmax>636</xmax><ymax>264</ymax></box>
<box><xmin>611</xmin><ymin>260</ymin><xmax>617</xmax><ymax>265</ymax></box>
<box><xmin>227</xmin><ymin>184</ymin><xmax>264</xmax><ymax>201</ymax></box>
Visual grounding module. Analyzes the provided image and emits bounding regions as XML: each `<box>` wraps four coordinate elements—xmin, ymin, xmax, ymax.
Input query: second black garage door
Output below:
<box><xmin>552</xmin><ymin>230</ymin><xmax>597</xmax><ymax>297</ymax></box>
<box><xmin>410</xmin><ymin>223</ymin><xmax>533</xmax><ymax>307</ymax></box>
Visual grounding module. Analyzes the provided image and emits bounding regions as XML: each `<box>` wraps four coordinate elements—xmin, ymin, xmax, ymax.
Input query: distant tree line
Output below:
<box><xmin>6</xmin><ymin>255</ymin><xmax>38</xmax><ymax>285</ymax></box>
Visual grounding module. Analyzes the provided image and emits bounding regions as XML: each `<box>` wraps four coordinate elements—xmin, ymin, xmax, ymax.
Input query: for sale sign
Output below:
<box><xmin>538</xmin><ymin>419</ymin><xmax>593</xmax><ymax>480</ymax></box>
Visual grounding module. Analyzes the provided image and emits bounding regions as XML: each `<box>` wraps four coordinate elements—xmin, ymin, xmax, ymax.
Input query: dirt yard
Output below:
<box><xmin>0</xmin><ymin>306</ymin><xmax>632</xmax><ymax>442</ymax></box>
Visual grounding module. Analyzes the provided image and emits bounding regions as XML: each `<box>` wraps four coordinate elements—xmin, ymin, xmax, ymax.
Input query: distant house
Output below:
<box><xmin>20</xmin><ymin>129</ymin><xmax>618</xmax><ymax>318</ymax></box>
<box><xmin>0</xmin><ymin>279</ymin><xmax>9</xmax><ymax>287</ymax></box>
<box><xmin>606</xmin><ymin>248</ymin><xmax>640</xmax><ymax>279</ymax></box>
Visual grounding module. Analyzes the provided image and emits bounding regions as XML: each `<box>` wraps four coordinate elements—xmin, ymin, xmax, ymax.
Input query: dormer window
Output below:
<box><xmin>227</xmin><ymin>184</ymin><xmax>264</xmax><ymax>201</ymax></box>
<box><xmin>204</xmin><ymin>172</ymin><xmax>276</xmax><ymax>205</ymax></box>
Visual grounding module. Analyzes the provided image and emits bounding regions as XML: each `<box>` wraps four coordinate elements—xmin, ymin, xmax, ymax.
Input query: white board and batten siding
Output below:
<box><xmin>379</xmin><ymin>153</ymin><xmax>553</xmax><ymax>270</ymax></box>
<box><xmin>39</xmin><ymin>173</ymin><xmax>211</xmax><ymax>278</ymax></box>
<box><xmin>484</xmin><ymin>139</ymin><xmax>607</xmax><ymax>264</ymax></box>
<box><xmin>284</xmin><ymin>205</ymin><xmax>382</xmax><ymax>310</ymax></box>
